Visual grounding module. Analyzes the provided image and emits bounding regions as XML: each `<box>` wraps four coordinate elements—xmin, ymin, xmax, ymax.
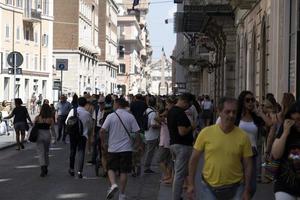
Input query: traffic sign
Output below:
<box><xmin>8</xmin><ymin>68</ymin><xmax>23</xmax><ymax>75</ymax></box>
<box><xmin>7</xmin><ymin>51</ymin><xmax>23</xmax><ymax>67</ymax></box>
<box><xmin>8</xmin><ymin>68</ymin><xmax>14</xmax><ymax>74</ymax></box>
<box><xmin>53</xmin><ymin>80</ymin><xmax>61</xmax><ymax>90</ymax></box>
<box><xmin>56</xmin><ymin>59</ymin><xmax>68</xmax><ymax>71</ymax></box>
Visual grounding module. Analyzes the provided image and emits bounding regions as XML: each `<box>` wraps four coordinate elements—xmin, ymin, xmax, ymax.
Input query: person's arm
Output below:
<box><xmin>265</xmin><ymin>125</ymin><xmax>276</xmax><ymax>158</ymax></box>
<box><xmin>100</xmin><ymin>128</ymin><xmax>107</xmax><ymax>148</ymax></box>
<box><xmin>242</xmin><ymin>156</ymin><xmax>252</xmax><ymax>200</ymax></box>
<box><xmin>25</xmin><ymin>108</ymin><xmax>33</xmax><ymax>125</ymax></box>
<box><xmin>271</xmin><ymin>119</ymin><xmax>294</xmax><ymax>159</ymax></box>
<box><xmin>187</xmin><ymin>149</ymin><xmax>202</xmax><ymax>200</ymax></box>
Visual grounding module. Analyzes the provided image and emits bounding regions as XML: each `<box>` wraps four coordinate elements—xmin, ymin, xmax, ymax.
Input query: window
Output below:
<box><xmin>42</xmin><ymin>34</ymin><xmax>48</xmax><ymax>46</ymax></box>
<box><xmin>5</xmin><ymin>0</ymin><xmax>12</xmax><ymax>5</ymax></box>
<box><xmin>119</xmin><ymin>64</ymin><xmax>125</xmax><ymax>74</ymax></box>
<box><xmin>5</xmin><ymin>25</ymin><xmax>9</xmax><ymax>39</ymax></box>
<box><xmin>34</xmin><ymin>55</ymin><xmax>38</xmax><ymax>70</ymax></box>
<box><xmin>43</xmin><ymin>56</ymin><xmax>47</xmax><ymax>71</ymax></box>
<box><xmin>16</xmin><ymin>0</ymin><xmax>23</xmax><ymax>7</ymax></box>
<box><xmin>4</xmin><ymin>77</ymin><xmax>10</xmax><ymax>100</ymax></box>
<box><xmin>34</xmin><ymin>32</ymin><xmax>38</xmax><ymax>44</ymax></box>
<box><xmin>16</xmin><ymin>27</ymin><xmax>20</xmax><ymax>41</ymax></box>
<box><xmin>26</xmin><ymin>54</ymin><xmax>29</xmax><ymax>69</ymax></box>
<box><xmin>5</xmin><ymin>52</ymin><xmax>9</xmax><ymax>68</ymax></box>
<box><xmin>43</xmin><ymin>0</ymin><xmax>49</xmax><ymax>15</ymax></box>
<box><xmin>35</xmin><ymin>0</ymin><xmax>41</xmax><ymax>9</ymax></box>
<box><xmin>119</xmin><ymin>45</ymin><xmax>124</xmax><ymax>58</ymax></box>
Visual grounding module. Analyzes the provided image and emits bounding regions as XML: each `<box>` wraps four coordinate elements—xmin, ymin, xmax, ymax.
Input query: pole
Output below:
<box><xmin>60</xmin><ymin>69</ymin><xmax>63</xmax><ymax>97</ymax></box>
<box><xmin>13</xmin><ymin>53</ymin><xmax>16</xmax><ymax>101</ymax></box>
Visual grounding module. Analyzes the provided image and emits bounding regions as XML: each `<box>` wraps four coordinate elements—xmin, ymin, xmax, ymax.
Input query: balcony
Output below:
<box><xmin>230</xmin><ymin>0</ymin><xmax>257</xmax><ymax>9</ymax></box>
<box><xmin>23</xmin><ymin>9</ymin><xmax>41</xmax><ymax>22</ymax></box>
<box><xmin>174</xmin><ymin>4</ymin><xmax>233</xmax><ymax>33</ymax></box>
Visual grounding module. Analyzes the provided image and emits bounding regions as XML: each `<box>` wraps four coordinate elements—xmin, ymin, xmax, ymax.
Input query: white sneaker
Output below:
<box><xmin>106</xmin><ymin>184</ymin><xmax>119</xmax><ymax>199</ymax></box>
<box><xmin>119</xmin><ymin>194</ymin><xmax>127</xmax><ymax>200</ymax></box>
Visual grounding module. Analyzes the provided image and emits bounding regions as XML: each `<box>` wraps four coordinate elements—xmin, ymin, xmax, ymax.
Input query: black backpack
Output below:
<box><xmin>140</xmin><ymin>108</ymin><xmax>154</xmax><ymax>131</ymax></box>
<box><xmin>66</xmin><ymin>108</ymin><xmax>83</xmax><ymax>138</ymax></box>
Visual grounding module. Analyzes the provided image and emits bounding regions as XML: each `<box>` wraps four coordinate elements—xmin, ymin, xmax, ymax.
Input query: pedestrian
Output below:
<box><xmin>55</xmin><ymin>94</ymin><xmax>72</xmax><ymax>143</ymax></box>
<box><xmin>30</xmin><ymin>92</ymin><xmax>37</xmax><ymax>114</ymax></box>
<box><xmin>167</xmin><ymin>93</ymin><xmax>195</xmax><ymax>200</ymax></box>
<box><xmin>100</xmin><ymin>98</ymin><xmax>140</xmax><ymax>200</ymax></box>
<box><xmin>66</xmin><ymin>97</ymin><xmax>93</xmax><ymax>178</ymax></box>
<box><xmin>157</xmin><ymin>97</ymin><xmax>176</xmax><ymax>184</ymax></box>
<box><xmin>271</xmin><ymin>101</ymin><xmax>300</xmax><ymax>199</ymax></box>
<box><xmin>90</xmin><ymin>96</ymin><xmax>106</xmax><ymax>176</ymax></box>
<box><xmin>144</xmin><ymin>96</ymin><xmax>160</xmax><ymax>174</ymax></box>
<box><xmin>4</xmin><ymin>98</ymin><xmax>33</xmax><ymax>150</ymax></box>
<box><xmin>0</xmin><ymin>100</ymin><xmax>11</xmax><ymax>135</ymax></box>
<box><xmin>201</xmin><ymin>95</ymin><xmax>213</xmax><ymax>127</ymax></box>
<box><xmin>34</xmin><ymin>104</ymin><xmax>56</xmax><ymax>177</ymax></box>
<box><xmin>187</xmin><ymin>97</ymin><xmax>253</xmax><ymax>200</ymax></box>
<box><xmin>235</xmin><ymin>90</ymin><xmax>272</xmax><ymax>196</ymax></box>
<box><xmin>130</xmin><ymin>94</ymin><xmax>148</xmax><ymax>129</ymax></box>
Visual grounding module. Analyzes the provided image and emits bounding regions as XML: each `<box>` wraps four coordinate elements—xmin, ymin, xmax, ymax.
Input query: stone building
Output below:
<box><xmin>116</xmin><ymin>0</ymin><xmax>152</xmax><ymax>95</ymax></box>
<box><xmin>98</xmin><ymin>0</ymin><xmax>119</xmax><ymax>95</ymax></box>
<box><xmin>0</xmin><ymin>0</ymin><xmax>54</xmax><ymax>103</ymax></box>
<box><xmin>173</xmin><ymin>0</ymin><xmax>300</xmax><ymax>102</ymax></box>
<box><xmin>146</xmin><ymin>50</ymin><xmax>172</xmax><ymax>95</ymax></box>
<box><xmin>53</xmin><ymin>0</ymin><xmax>100</xmax><ymax>99</ymax></box>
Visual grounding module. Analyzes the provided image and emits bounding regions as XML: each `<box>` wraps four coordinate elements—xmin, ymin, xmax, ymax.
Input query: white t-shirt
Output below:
<box><xmin>102</xmin><ymin>108</ymin><xmax>140</xmax><ymax>153</ymax></box>
<box><xmin>144</xmin><ymin>107</ymin><xmax>160</xmax><ymax>141</ymax></box>
<box><xmin>239</xmin><ymin>120</ymin><xmax>258</xmax><ymax>148</ymax></box>
<box><xmin>65</xmin><ymin>107</ymin><xmax>93</xmax><ymax>139</ymax></box>
<box><xmin>202</xmin><ymin>100</ymin><xmax>212</xmax><ymax>110</ymax></box>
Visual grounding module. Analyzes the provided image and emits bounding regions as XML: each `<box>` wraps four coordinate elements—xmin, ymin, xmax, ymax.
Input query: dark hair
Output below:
<box><xmin>14</xmin><ymin>98</ymin><xmax>23</xmax><ymax>106</ymax></box>
<box><xmin>39</xmin><ymin>104</ymin><xmax>52</xmax><ymax>118</ymax></box>
<box><xmin>217</xmin><ymin>97</ymin><xmax>237</xmax><ymax>111</ymax></box>
<box><xmin>178</xmin><ymin>93</ymin><xmax>192</xmax><ymax>103</ymax></box>
<box><xmin>2</xmin><ymin>100</ymin><xmax>7</xmax><ymax>107</ymax></box>
<box><xmin>105</xmin><ymin>94</ymin><xmax>113</xmax><ymax>104</ymax></box>
<box><xmin>235</xmin><ymin>90</ymin><xmax>263</xmax><ymax>127</ymax></box>
<box><xmin>78</xmin><ymin>97</ymin><xmax>87</xmax><ymax>107</ymax></box>
<box><xmin>115</xmin><ymin>98</ymin><xmax>128</xmax><ymax>108</ymax></box>
<box><xmin>285</xmin><ymin>101</ymin><xmax>300</xmax><ymax>119</ymax></box>
<box><xmin>148</xmin><ymin>96</ymin><xmax>156</xmax><ymax>107</ymax></box>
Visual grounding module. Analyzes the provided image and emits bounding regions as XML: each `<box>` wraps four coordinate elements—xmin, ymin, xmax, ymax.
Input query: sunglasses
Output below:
<box><xmin>245</xmin><ymin>97</ymin><xmax>255</xmax><ymax>103</ymax></box>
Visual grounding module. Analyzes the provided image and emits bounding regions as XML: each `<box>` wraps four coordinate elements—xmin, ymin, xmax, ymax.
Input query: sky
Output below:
<box><xmin>147</xmin><ymin>1</ymin><xmax>176</xmax><ymax>61</ymax></box>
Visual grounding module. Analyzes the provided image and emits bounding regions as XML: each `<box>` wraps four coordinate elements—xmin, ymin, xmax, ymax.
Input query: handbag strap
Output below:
<box><xmin>114</xmin><ymin>111</ymin><xmax>131</xmax><ymax>139</ymax></box>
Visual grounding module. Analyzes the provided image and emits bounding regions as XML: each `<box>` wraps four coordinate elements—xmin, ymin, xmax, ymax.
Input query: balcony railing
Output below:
<box><xmin>23</xmin><ymin>9</ymin><xmax>41</xmax><ymax>22</ymax></box>
<box><xmin>230</xmin><ymin>0</ymin><xmax>257</xmax><ymax>9</ymax></box>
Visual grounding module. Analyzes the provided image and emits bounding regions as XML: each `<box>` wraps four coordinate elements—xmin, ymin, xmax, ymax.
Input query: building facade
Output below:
<box><xmin>173</xmin><ymin>0</ymin><xmax>300</xmax><ymax>102</ymax></box>
<box><xmin>53</xmin><ymin>0</ymin><xmax>100</xmax><ymax>99</ymax></box>
<box><xmin>116</xmin><ymin>0</ymin><xmax>151</xmax><ymax>95</ymax></box>
<box><xmin>98</xmin><ymin>0</ymin><xmax>119</xmax><ymax>95</ymax></box>
<box><xmin>146</xmin><ymin>50</ymin><xmax>172</xmax><ymax>95</ymax></box>
<box><xmin>0</xmin><ymin>0</ymin><xmax>54</xmax><ymax>104</ymax></box>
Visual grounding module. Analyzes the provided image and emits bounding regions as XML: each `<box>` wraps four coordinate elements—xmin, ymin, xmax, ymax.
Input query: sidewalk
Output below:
<box><xmin>0</xmin><ymin>112</ymin><xmax>36</xmax><ymax>150</ymax></box>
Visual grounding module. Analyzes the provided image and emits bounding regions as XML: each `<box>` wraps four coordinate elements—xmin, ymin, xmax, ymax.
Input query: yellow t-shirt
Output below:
<box><xmin>194</xmin><ymin>124</ymin><xmax>253</xmax><ymax>187</ymax></box>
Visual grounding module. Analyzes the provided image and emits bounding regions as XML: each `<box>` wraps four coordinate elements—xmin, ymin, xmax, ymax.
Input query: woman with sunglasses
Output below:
<box><xmin>235</xmin><ymin>90</ymin><xmax>272</xmax><ymax>197</ymax></box>
<box><xmin>272</xmin><ymin>101</ymin><xmax>300</xmax><ymax>199</ymax></box>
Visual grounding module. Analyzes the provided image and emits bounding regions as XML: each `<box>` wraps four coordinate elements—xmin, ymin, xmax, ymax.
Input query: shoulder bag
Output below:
<box><xmin>114</xmin><ymin>112</ymin><xmax>141</xmax><ymax>151</ymax></box>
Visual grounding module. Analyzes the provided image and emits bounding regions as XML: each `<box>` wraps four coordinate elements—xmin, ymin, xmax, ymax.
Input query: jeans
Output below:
<box><xmin>69</xmin><ymin>135</ymin><xmax>87</xmax><ymax>172</ymax></box>
<box><xmin>275</xmin><ymin>192</ymin><xmax>300</xmax><ymax>200</ymax></box>
<box><xmin>91</xmin><ymin>127</ymin><xmax>101</xmax><ymax>163</ymax></box>
<box><xmin>57</xmin><ymin>115</ymin><xmax>67</xmax><ymax>141</ymax></box>
<box><xmin>170</xmin><ymin>144</ymin><xmax>193</xmax><ymax>200</ymax></box>
<box><xmin>250</xmin><ymin>155</ymin><xmax>257</xmax><ymax>197</ymax></box>
<box><xmin>198</xmin><ymin>177</ymin><xmax>244</xmax><ymax>200</ymax></box>
<box><xmin>144</xmin><ymin>139</ymin><xmax>158</xmax><ymax>170</ymax></box>
<box><xmin>36</xmin><ymin>130</ymin><xmax>51</xmax><ymax>166</ymax></box>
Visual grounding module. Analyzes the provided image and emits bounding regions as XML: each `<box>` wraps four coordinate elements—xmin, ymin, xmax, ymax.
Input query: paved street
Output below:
<box><xmin>0</xmin><ymin>136</ymin><xmax>275</xmax><ymax>200</ymax></box>
<box><xmin>0</xmin><ymin>142</ymin><xmax>160</xmax><ymax>200</ymax></box>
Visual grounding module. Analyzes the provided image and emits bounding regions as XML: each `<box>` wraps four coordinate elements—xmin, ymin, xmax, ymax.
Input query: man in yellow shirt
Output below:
<box><xmin>187</xmin><ymin>97</ymin><xmax>253</xmax><ymax>200</ymax></box>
